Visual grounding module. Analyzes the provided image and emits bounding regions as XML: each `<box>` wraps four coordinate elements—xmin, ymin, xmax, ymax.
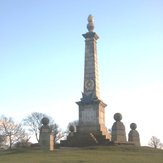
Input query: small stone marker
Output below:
<box><xmin>39</xmin><ymin>117</ymin><xmax>55</xmax><ymax>151</ymax></box>
<box><xmin>128</xmin><ymin>123</ymin><xmax>140</xmax><ymax>146</ymax></box>
<box><xmin>68</xmin><ymin>125</ymin><xmax>75</xmax><ymax>137</ymax></box>
<box><xmin>111</xmin><ymin>113</ymin><xmax>127</xmax><ymax>143</ymax></box>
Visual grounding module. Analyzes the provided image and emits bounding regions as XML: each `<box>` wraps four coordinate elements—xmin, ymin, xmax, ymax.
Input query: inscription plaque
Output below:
<box><xmin>81</xmin><ymin>107</ymin><xmax>96</xmax><ymax>123</ymax></box>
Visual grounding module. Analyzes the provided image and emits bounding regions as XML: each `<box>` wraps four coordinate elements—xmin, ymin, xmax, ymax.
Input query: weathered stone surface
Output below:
<box><xmin>128</xmin><ymin>123</ymin><xmax>140</xmax><ymax>146</ymax></box>
<box><xmin>111</xmin><ymin>113</ymin><xmax>127</xmax><ymax>143</ymax></box>
<box><xmin>77</xmin><ymin>100</ymin><xmax>110</xmax><ymax>139</ymax></box>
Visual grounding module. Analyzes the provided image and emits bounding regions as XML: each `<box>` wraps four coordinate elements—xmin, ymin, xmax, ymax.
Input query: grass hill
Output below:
<box><xmin>0</xmin><ymin>145</ymin><xmax>163</xmax><ymax>163</ymax></box>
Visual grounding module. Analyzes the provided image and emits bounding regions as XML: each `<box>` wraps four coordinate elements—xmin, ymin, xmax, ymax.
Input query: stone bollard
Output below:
<box><xmin>39</xmin><ymin>117</ymin><xmax>55</xmax><ymax>151</ymax></box>
<box><xmin>128</xmin><ymin>123</ymin><xmax>140</xmax><ymax>146</ymax></box>
<box><xmin>111</xmin><ymin>113</ymin><xmax>127</xmax><ymax>143</ymax></box>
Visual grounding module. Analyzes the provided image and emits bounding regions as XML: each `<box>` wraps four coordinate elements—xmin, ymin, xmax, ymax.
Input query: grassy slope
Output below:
<box><xmin>0</xmin><ymin>146</ymin><xmax>163</xmax><ymax>163</ymax></box>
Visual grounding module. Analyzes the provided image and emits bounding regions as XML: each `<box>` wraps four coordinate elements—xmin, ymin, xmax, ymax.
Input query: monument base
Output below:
<box><xmin>61</xmin><ymin>98</ymin><xmax>111</xmax><ymax>147</ymax></box>
<box><xmin>61</xmin><ymin>130</ymin><xmax>111</xmax><ymax>147</ymax></box>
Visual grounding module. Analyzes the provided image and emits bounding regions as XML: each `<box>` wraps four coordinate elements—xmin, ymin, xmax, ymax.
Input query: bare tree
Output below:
<box><xmin>0</xmin><ymin>116</ymin><xmax>27</xmax><ymax>149</ymax></box>
<box><xmin>49</xmin><ymin>123</ymin><xmax>63</xmax><ymax>142</ymax></box>
<box><xmin>23</xmin><ymin>112</ymin><xmax>62</xmax><ymax>143</ymax></box>
<box><xmin>14</xmin><ymin>137</ymin><xmax>31</xmax><ymax>148</ymax></box>
<box><xmin>0</xmin><ymin>135</ymin><xmax>5</xmax><ymax>147</ymax></box>
<box><xmin>148</xmin><ymin>136</ymin><xmax>162</xmax><ymax>149</ymax></box>
<box><xmin>23</xmin><ymin>112</ymin><xmax>46</xmax><ymax>142</ymax></box>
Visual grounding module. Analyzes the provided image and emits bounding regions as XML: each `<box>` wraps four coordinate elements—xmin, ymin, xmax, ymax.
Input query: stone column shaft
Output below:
<box><xmin>83</xmin><ymin>32</ymin><xmax>100</xmax><ymax>99</ymax></box>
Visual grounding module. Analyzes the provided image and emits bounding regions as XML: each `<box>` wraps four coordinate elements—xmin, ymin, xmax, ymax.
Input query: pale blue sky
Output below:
<box><xmin>0</xmin><ymin>0</ymin><xmax>163</xmax><ymax>145</ymax></box>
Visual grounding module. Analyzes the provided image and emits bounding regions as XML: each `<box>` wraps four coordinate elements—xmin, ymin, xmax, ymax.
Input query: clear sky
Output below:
<box><xmin>0</xmin><ymin>0</ymin><xmax>163</xmax><ymax>146</ymax></box>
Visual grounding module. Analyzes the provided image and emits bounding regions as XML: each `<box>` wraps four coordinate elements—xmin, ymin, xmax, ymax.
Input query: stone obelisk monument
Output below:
<box><xmin>61</xmin><ymin>15</ymin><xmax>110</xmax><ymax>146</ymax></box>
<box><xmin>76</xmin><ymin>15</ymin><xmax>110</xmax><ymax>141</ymax></box>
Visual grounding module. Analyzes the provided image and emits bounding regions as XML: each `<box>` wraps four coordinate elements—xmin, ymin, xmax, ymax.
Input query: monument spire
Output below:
<box><xmin>82</xmin><ymin>15</ymin><xmax>100</xmax><ymax>101</ymax></box>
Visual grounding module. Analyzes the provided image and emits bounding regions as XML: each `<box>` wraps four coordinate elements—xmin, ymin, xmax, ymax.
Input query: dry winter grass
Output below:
<box><xmin>0</xmin><ymin>145</ymin><xmax>163</xmax><ymax>163</ymax></box>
